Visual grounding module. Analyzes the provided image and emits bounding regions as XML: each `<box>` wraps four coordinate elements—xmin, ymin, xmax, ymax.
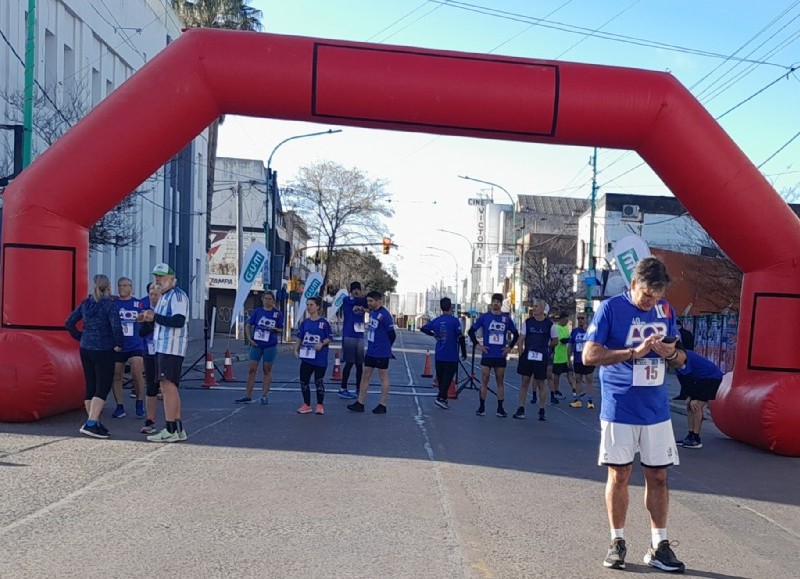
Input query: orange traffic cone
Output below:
<box><xmin>447</xmin><ymin>377</ymin><xmax>458</xmax><ymax>399</ymax></box>
<box><xmin>330</xmin><ymin>352</ymin><xmax>343</xmax><ymax>381</ymax></box>
<box><xmin>203</xmin><ymin>352</ymin><xmax>218</xmax><ymax>387</ymax></box>
<box><xmin>421</xmin><ymin>351</ymin><xmax>433</xmax><ymax>378</ymax></box>
<box><xmin>222</xmin><ymin>349</ymin><xmax>236</xmax><ymax>381</ymax></box>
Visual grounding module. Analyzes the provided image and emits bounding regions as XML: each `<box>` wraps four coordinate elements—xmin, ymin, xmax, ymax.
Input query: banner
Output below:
<box><xmin>327</xmin><ymin>289</ymin><xmax>348</xmax><ymax>321</ymax></box>
<box><xmin>297</xmin><ymin>272</ymin><xmax>324</xmax><ymax>324</ymax></box>
<box><xmin>613</xmin><ymin>235</ymin><xmax>652</xmax><ymax>288</ymax></box>
<box><xmin>231</xmin><ymin>241</ymin><xmax>268</xmax><ymax>324</ymax></box>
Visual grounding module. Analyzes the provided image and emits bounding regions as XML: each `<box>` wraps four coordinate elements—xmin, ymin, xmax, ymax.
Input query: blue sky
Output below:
<box><xmin>217</xmin><ymin>1</ymin><xmax>800</xmax><ymax>294</ymax></box>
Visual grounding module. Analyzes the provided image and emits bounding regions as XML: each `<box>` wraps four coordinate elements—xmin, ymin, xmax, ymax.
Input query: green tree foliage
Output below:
<box><xmin>326</xmin><ymin>248</ymin><xmax>397</xmax><ymax>296</ymax></box>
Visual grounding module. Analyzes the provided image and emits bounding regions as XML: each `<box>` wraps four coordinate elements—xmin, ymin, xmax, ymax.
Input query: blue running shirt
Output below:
<box><xmin>248</xmin><ymin>307</ymin><xmax>283</xmax><ymax>348</ymax></box>
<box><xmin>342</xmin><ymin>296</ymin><xmax>368</xmax><ymax>339</ymax></box>
<box><xmin>676</xmin><ymin>350</ymin><xmax>723</xmax><ymax>380</ymax></box>
<box><xmin>297</xmin><ymin>317</ymin><xmax>332</xmax><ymax>367</ymax></box>
<box><xmin>366</xmin><ymin>307</ymin><xmax>396</xmax><ymax>358</ymax></box>
<box><xmin>421</xmin><ymin>314</ymin><xmax>463</xmax><ymax>363</ymax></box>
<box><xmin>115</xmin><ymin>296</ymin><xmax>145</xmax><ymax>352</ymax></box>
<box><xmin>586</xmin><ymin>292</ymin><xmax>679</xmax><ymax>425</ymax></box>
<box><xmin>471</xmin><ymin>312</ymin><xmax>518</xmax><ymax>359</ymax></box>
<box><xmin>569</xmin><ymin>327</ymin><xmax>589</xmax><ymax>365</ymax></box>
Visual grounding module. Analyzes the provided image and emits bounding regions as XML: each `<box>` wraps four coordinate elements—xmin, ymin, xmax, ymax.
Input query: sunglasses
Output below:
<box><xmin>577</xmin><ymin>317</ymin><xmax>586</xmax><ymax>320</ymax></box>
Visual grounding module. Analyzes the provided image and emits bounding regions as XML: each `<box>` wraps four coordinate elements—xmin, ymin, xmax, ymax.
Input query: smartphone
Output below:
<box><xmin>661</xmin><ymin>336</ymin><xmax>678</xmax><ymax>344</ymax></box>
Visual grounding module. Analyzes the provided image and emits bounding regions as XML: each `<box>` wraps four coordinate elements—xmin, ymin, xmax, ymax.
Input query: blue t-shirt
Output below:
<box><xmin>521</xmin><ymin>317</ymin><xmax>555</xmax><ymax>362</ymax></box>
<box><xmin>470</xmin><ymin>311</ymin><xmax>518</xmax><ymax>359</ymax></box>
<box><xmin>248</xmin><ymin>307</ymin><xmax>283</xmax><ymax>348</ymax></box>
<box><xmin>366</xmin><ymin>307</ymin><xmax>396</xmax><ymax>358</ymax></box>
<box><xmin>297</xmin><ymin>317</ymin><xmax>332</xmax><ymax>367</ymax></box>
<box><xmin>421</xmin><ymin>314</ymin><xmax>463</xmax><ymax>363</ymax></box>
<box><xmin>115</xmin><ymin>296</ymin><xmax>145</xmax><ymax>353</ymax></box>
<box><xmin>677</xmin><ymin>350</ymin><xmax>723</xmax><ymax>380</ymax></box>
<box><xmin>586</xmin><ymin>291</ymin><xmax>679</xmax><ymax>425</ymax></box>
<box><xmin>342</xmin><ymin>295</ymin><xmax>368</xmax><ymax>339</ymax></box>
<box><xmin>569</xmin><ymin>327</ymin><xmax>590</xmax><ymax>365</ymax></box>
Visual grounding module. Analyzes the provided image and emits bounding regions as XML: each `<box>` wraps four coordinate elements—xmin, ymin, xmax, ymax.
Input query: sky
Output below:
<box><xmin>216</xmin><ymin>1</ymin><xmax>800</xmax><ymax>295</ymax></box>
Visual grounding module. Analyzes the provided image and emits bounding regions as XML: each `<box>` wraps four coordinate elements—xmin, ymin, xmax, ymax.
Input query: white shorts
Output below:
<box><xmin>598</xmin><ymin>419</ymin><xmax>680</xmax><ymax>468</ymax></box>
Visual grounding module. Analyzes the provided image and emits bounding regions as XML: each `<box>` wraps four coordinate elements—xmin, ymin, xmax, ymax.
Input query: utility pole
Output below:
<box><xmin>22</xmin><ymin>0</ymin><xmax>36</xmax><ymax>168</ymax></box>
<box><xmin>585</xmin><ymin>147</ymin><xmax>598</xmax><ymax>314</ymax></box>
<box><xmin>236</xmin><ymin>182</ymin><xmax>244</xmax><ymax>338</ymax></box>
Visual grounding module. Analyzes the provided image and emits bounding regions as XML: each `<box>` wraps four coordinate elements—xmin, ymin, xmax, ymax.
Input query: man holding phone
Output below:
<box><xmin>583</xmin><ymin>257</ymin><xmax>687</xmax><ymax>573</ymax></box>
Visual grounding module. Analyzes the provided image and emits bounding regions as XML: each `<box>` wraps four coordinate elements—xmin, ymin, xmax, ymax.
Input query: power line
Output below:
<box><xmin>758</xmin><ymin>130</ymin><xmax>800</xmax><ymax>169</ymax></box>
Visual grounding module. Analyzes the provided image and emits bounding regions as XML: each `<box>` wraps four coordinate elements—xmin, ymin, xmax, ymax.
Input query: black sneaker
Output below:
<box><xmin>644</xmin><ymin>540</ymin><xmax>685</xmax><ymax>573</ymax></box>
<box><xmin>434</xmin><ymin>398</ymin><xmax>449</xmax><ymax>410</ymax></box>
<box><xmin>512</xmin><ymin>407</ymin><xmax>526</xmax><ymax>419</ymax></box>
<box><xmin>538</xmin><ymin>408</ymin><xmax>546</xmax><ymax>421</ymax></box>
<box><xmin>372</xmin><ymin>404</ymin><xmax>387</xmax><ymax>414</ymax></box>
<box><xmin>97</xmin><ymin>423</ymin><xmax>110</xmax><ymax>437</ymax></box>
<box><xmin>79</xmin><ymin>423</ymin><xmax>110</xmax><ymax>439</ymax></box>
<box><xmin>347</xmin><ymin>401</ymin><xmax>365</xmax><ymax>413</ymax></box>
<box><xmin>496</xmin><ymin>407</ymin><xmax>507</xmax><ymax>418</ymax></box>
<box><xmin>603</xmin><ymin>538</ymin><xmax>627</xmax><ymax>570</ymax></box>
<box><xmin>549</xmin><ymin>395</ymin><xmax>560</xmax><ymax>405</ymax></box>
<box><xmin>476</xmin><ymin>406</ymin><xmax>486</xmax><ymax>417</ymax></box>
<box><xmin>554</xmin><ymin>390</ymin><xmax>566</xmax><ymax>399</ymax></box>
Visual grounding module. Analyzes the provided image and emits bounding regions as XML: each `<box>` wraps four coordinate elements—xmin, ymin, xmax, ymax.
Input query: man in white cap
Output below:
<box><xmin>138</xmin><ymin>263</ymin><xmax>189</xmax><ymax>442</ymax></box>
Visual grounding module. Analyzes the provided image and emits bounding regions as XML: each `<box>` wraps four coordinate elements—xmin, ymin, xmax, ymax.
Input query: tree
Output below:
<box><xmin>285</xmin><ymin>160</ymin><xmax>394</xmax><ymax>291</ymax></box>
<box><xmin>170</xmin><ymin>1</ymin><xmax>264</xmax><ymax>255</ymax></box>
<box><xmin>520</xmin><ymin>233</ymin><xmax>577</xmax><ymax>314</ymax></box>
<box><xmin>325</xmin><ymin>248</ymin><xmax>397</xmax><ymax>296</ymax></box>
<box><xmin>1</xmin><ymin>85</ymin><xmax>139</xmax><ymax>248</ymax></box>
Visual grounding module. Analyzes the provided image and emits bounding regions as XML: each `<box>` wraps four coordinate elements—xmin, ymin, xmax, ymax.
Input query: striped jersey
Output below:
<box><xmin>153</xmin><ymin>285</ymin><xmax>189</xmax><ymax>356</ymax></box>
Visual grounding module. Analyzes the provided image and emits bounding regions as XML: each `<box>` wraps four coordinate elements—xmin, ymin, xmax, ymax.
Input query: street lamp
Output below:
<box><xmin>264</xmin><ymin>128</ymin><xmax>342</xmax><ymax>289</ymax></box>
<box><xmin>459</xmin><ymin>175</ymin><xmax>517</xmax><ymax>318</ymax></box>
<box><xmin>438</xmin><ymin>228</ymin><xmax>475</xmax><ymax>310</ymax></box>
<box><xmin>426</xmin><ymin>246</ymin><xmax>459</xmax><ymax>309</ymax></box>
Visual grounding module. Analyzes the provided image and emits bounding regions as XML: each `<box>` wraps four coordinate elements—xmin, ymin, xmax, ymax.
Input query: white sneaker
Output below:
<box><xmin>146</xmin><ymin>428</ymin><xmax>181</xmax><ymax>443</ymax></box>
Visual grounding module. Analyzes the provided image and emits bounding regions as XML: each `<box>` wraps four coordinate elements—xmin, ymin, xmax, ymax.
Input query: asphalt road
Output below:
<box><xmin>1</xmin><ymin>329</ymin><xmax>799</xmax><ymax>578</ymax></box>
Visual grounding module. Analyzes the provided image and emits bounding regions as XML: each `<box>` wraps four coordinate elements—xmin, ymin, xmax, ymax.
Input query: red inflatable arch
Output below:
<box><xmin>2</xmin><ymin>30</ymin><xmax>799</xmax><ymax>453</ymax></box>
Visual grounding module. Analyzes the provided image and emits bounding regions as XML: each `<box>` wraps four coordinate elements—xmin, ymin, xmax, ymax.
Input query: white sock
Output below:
<box><xmin>611</xmin><ymin>528</ymin><xmax>624</xmax><ymax>540</ymax></box>
<box><xmin>652</xmin><ymin>528</ymin><xmax>667</xmax><ymax>548</ymax></box>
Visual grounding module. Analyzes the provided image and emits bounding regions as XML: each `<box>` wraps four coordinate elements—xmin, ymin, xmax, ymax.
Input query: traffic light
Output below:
<box><xmin>382</xmin><ymin>237</ymin><xmax>392</xmax><ymax>254</ymax></box>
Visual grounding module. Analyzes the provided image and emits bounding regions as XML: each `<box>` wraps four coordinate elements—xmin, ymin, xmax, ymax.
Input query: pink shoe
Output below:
<box><xmin>315</xmin><ymin>404</ymin><xmax>324</xmax><ymax>415</ymax></box>
<box><xmin>296</xmin><ymin>404</ymin><xmax>313</xmax><ymax>414</ymax></box>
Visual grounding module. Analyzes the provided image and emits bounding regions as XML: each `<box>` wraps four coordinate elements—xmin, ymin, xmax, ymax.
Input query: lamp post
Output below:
<box><xmin>437</xmin><ymin>228</ymin><xmax>475</xmax><ymax>311</ymax></box>
<box><xmin>264</xmin><ymin>128</ymin><xmax>342</xmax><ymax>289</ymax></box>
<box><xmin>459</xmin><ymin>175</ymin><xmax>517</xmax><ymax>318</ymax></box>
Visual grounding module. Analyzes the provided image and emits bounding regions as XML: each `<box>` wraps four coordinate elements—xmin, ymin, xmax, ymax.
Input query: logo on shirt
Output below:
<box><xmin>303</xmin><ymin>334</ymin><xmax>321</xmax><ymax>345</ymax></box>
<box><xmin>625</xmin><ymin>319</ymin><xmax>668</xmax><ymax>346</ymax></box>
<box><xmin>488</xmin><ymin>320</ymin><xmax>506</xmax><ymax>333</ymax></box>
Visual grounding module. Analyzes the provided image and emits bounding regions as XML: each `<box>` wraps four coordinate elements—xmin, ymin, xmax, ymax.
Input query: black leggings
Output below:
<box><xmin>144</xmin><ymin>355</ymin><xmax>159</xmax><ymax>397</ymax></box>
<box><xmin>80</xmin><ymin>348</ymin><xmax>116</xmax><ymax>401</ymax></box>
<box><xmin>300</xmin><ymin>362</ymin><xmax>326</xmax><ymax>405</ymax></box>
<box><xmin>341</xmin><ymin>361</ymin><xmax>363</xmax><ymax>393</ymax></box>
<box><xmin>435</xmin><ymin>361</ymin><xmax>459</xmax><ymax>401</ymax></box>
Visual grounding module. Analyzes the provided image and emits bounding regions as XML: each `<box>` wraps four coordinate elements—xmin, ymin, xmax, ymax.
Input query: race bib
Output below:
<box><xmin>254</xmin><ymin>328</ymin><xmax>270</xmax><ymax>342</ymax></box>
<box><xmin>299</xmin><ymin>346</ymin><xmax>316</xmax><ymax>359</ymax></box>
<box><xmin>632</xmin><ymin>358</ymin><xmax>665</xmax><ymax>387</ymax></box>
<box><xmin>488</xmin><ymin>332</ymin><xmax>504</xmax><ymax>345</ymax></box>
<box><xmin>527</xmin><ymin>351</ymin><xmax>543</xmax><ymax>362</ymax></box>
<box><xmin>367</xmin><ymin>330</ymin><xmax>375</xmax><ymax>342</ymax></box>
<box><xmin>575</xmin><ymin>343</ymin><xmax>583</xmax><ymax>352</ymax></box>
<box><xmin>147</xmin><ymin>340</ymin><xmax>155</xmax><ymax>356</ymax></box>
<box><xmin>354</xmin><ymin>322</ymin><xmax>365</xmax><ymax>333</ymax></box>
<box><xmin>122</xmin><ymin>323</ymin><xmax>134</xmax><ymax>337</ymax></box>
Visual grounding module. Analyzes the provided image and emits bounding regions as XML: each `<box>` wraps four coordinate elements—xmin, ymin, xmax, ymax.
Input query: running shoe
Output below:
<box><xmin>111</xmin><ymin>406</ymin><xmax>126</xmax><ymax>419</ymax></box>
<box><xmin>372</xmin><ymin>404</ymin><xmax>387</xmax><ymax>414</ymax></box>
<box><xmin>177</xmin><ymin>430</ymin><xmax>188</xmax><ymax>441</ymax></box>
<box><xmin>569</xmin><ymin>399</ymin><xmax>583</xmax><ymax>408</ymax></box>
<box><xmin>476</xmin><ymin>406</ymin><xmax>486</xmax><ymax>417</ymax></box>
<box><xmin>315</xmin><ymin>404</ymin><xmax>325</xmax><ymax>415</ymax></box>
<box><xmin>496</xmin><ymin>407</ymin><xmax>507</xmax><ymax>418</ymax></box>
<box><xmin>644</xmin><ymin>540</ymin><xmax>685</xmax><ymax>573</ymax></box>
<box><xmin>554</xmin><ymin>390</ymin><xmax>566</xmax><ymax>399</ymax></box>
<box><xmin>434</xmin><ymin>398</ymin><xmax>449</xmax><ymax>410</ymax></box>
<box><xmin>79</xmin><ymin>423</ymin><xmax>110</xmax><ymax>439</ymax></box>
<box><xmin>337</xmin><ymin>389</ymin><xmax>358</xmax><ymax>399</ymax></box>
<box><xmin>297</xmin><ymin>404</ymin><xmax>313</xmax><ymax>414</ymax></box>
<box><xmin>259</xmin><ymin>396</ymin><xmax>269</xmax><ymax>405</ymax></box>
<box><xmin>234</xmin><ymin>396</ymin><xmax>253</xmax><ymax>404</ymax></box>
<box><xmin>135</xmin><ymin>400</ymin><xmax>145</xmax><ymax>417</ymax></box>
<box><xmin>512</xmin><ymin>407</ymin><xmax>526</xmax><ymax>419</ymax></box>
<box><xmin>129</xmin><ymin>391</ymin><xmax>137</xmax><ymax>399</ymax></box>
<box><xmin>140</xmin><ymin>423</ymin><xmax>158</xmax><ymax>435</ymax></box>
<box><xmin>538</xmin><ymin>408</ymin><xmax>546</xmax><ymax>421</ymax></box>
<box><xmin>603</xmin><ymin>538</ymin><xmax>627</xmax><ymax>570</ymax></box>
<box><xmin>347</xmin><ymin>401</ymin><xmax>365</xmax><ymax>413</ymax></box>
<box><xmin>549</xmin><ymin>395</ymin><xmax>559</xmax><ymax>405</ymax></box>
<box><xmin>146</xmin><ymin>428</ymin><xmax>181</xmax><ymax>443</ymax></box>
<box><xmin>682</xmin><ymin>434</ymin><xmax>703</xmax><ymax>449</ymax></box>
<box><xmin>587</xmin><ymin>401</ymin><xmax>595</xmax><ymax>409</ymax></box>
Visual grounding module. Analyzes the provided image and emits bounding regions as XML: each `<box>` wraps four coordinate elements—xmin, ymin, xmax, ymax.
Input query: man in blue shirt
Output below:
<box><xmin>675</xmin><ymin>350</ymin><xmax>722</xmax><ymax>449</ymax></box>
<box><xmin>583</xmin><ymin>257</ymin><xmax>686</xmax><ymax>573</ymax></box>
<box><xmin>421</xmin><ymin>297</ymin><xmax>467</xmax><ymax>410</ymax></box>
<box><xmin>467</xmin><ymin>293</ymin><xmax>519</xmax><ymax>418</ymax></box>
<box><xmin>338</xmin><ymin>281</ymin><xmax>367</xmax><ymax>399</ymax></box>
<box><xmin>347</xmin><ymin>291</ymin><xmax>396</xmax><ymax>414</ymax></box>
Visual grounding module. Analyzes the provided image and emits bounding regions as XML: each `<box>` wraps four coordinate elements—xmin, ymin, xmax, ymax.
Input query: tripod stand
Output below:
<box><xmin>181</xmin><ymin>308</ymin><xmax>223</xmax><ymax>381</ymax></box>
<box><xmin>455</xmin><ymin>345</ymin><xmax>495</xmax><ymax>398</ymax></box>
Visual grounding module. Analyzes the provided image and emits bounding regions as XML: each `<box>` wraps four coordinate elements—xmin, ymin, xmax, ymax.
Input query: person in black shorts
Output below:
<box><xmin>675</xmin><ymin>350</ymin><xmax>722</xmax><ymax>449</ymax></box>
<box><xmin>514</xmin><ymin>299</ymin><xmax>557</xmax><ymax>421</ymax></box>
<box><xmin>568</xmin><ymin>312</ymin><xmax>596</xmax><ymax>409</ymax></box>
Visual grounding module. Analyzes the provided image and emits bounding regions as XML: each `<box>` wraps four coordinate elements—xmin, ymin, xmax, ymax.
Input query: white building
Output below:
<box><xmin>0</xmin><ymin>0</ymin><xmax>208</xmax><ymax>335</ymax></box>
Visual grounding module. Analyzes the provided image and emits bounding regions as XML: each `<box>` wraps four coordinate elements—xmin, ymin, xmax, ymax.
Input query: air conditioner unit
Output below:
<box><xmin>621</xmin><ymin>204</ymin><xmax>641</xmax><ymax>221</ymax></box>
